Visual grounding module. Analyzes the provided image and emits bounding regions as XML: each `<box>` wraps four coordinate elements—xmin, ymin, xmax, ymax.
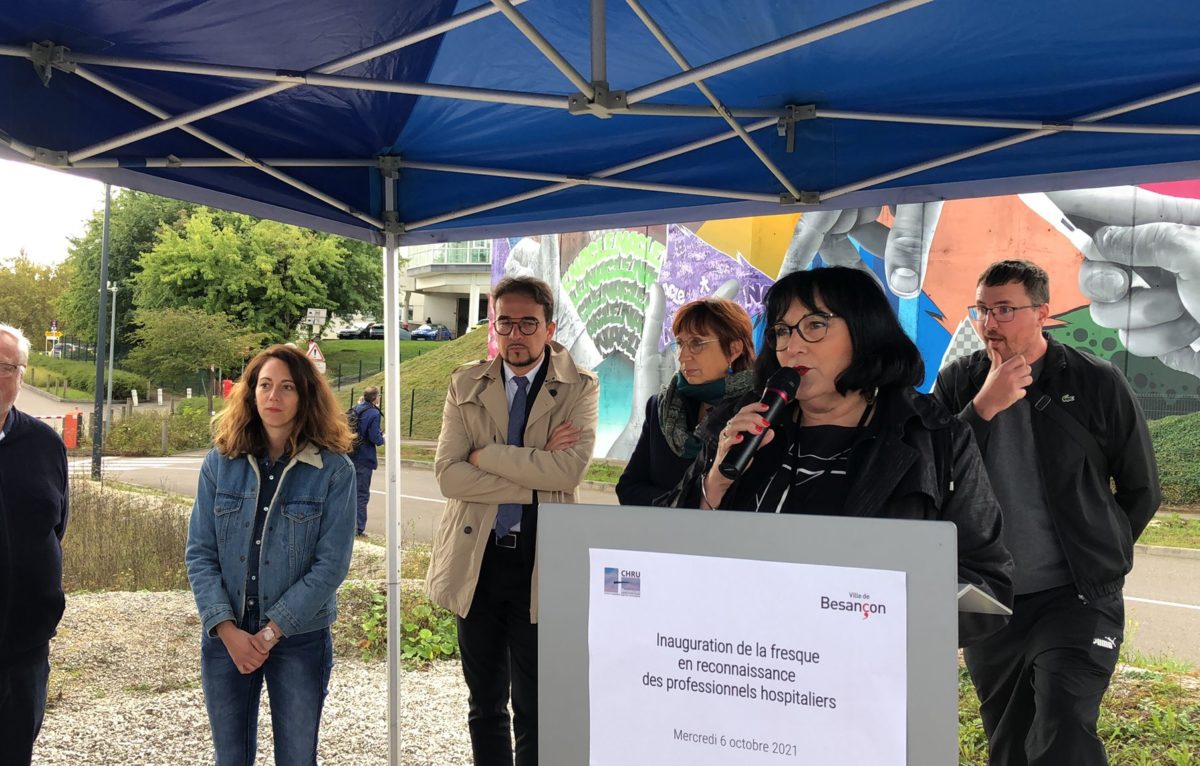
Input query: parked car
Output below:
<box><xmin>366</xmin><ymin>324</ymin><xmax>412</xmax><ymax>340</ymax></box>
<box><xmin>337</xmin><ymin>323</ymin><xmax>373</xmax><ymax>339</ymax></box>
<box><xmin>411</xmin><ymin>323</ymin><xmax>452</xmax><ymax>340</ymax></box>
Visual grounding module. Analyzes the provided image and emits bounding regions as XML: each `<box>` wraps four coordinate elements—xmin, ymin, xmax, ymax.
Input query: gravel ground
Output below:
<box><xmin>33</xmin><ymin>590</ymin><xmax>474</xmax><ymax>765</ymax></box>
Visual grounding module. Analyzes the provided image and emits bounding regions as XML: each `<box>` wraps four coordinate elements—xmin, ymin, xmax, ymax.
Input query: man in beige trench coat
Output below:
<box><xmin>425</xmin><ymin>275</ymin><xmax>599</xmax><ymax>766</ymax></box>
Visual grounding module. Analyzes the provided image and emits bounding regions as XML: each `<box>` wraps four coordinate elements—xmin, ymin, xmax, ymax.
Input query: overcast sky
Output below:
<box><xmin>0</xmin><ymin>159</ymin><xmax>108</xmax><ymax>267</ymax></box>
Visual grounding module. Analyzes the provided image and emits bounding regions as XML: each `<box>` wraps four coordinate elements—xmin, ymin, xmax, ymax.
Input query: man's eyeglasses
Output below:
<box><xmin>493</xmin><ymin>317</ymin><xmax>542</xmax><ymax>336</ymax></box>
<box><xmin>0</xmin><ymin>362</ymin><xmax>24</xmax><ymax>378</ymax></box>
<box><xmin>767</xmin><ymin>312</ymin><xmax>837</xmax><ymax>350</ymax></box>
<box><xmin>670</xmin><ymin>338</ymin><xmax>721</xmax><ymax>356</ymax></box>
<box><xmin>967</xmin><ymin>304</ymin><xmax>1042</xmax><ymax>323</ymax></box>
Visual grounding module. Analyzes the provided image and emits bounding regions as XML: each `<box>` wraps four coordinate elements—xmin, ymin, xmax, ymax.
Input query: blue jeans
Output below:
<box><xmin>354</xmin><ymin>464</ymin><xmax>373</xmax><ymax>534</ymax></box>
<box><xmin>200</xmin><ymin>627</ymin><xmax>333</xmax><ymax>766</ymax></box>
<box><xmin>0</xmin><ymin>644</ymin><xmax>50</xmax><ymax>766</ymax></box>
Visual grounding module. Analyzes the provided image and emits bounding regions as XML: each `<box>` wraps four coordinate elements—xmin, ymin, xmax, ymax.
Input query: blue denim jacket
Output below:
<box><xmin>185</xmin><ymin>443</ymin><xmax>356</xmax><ymax>638</ymax></box>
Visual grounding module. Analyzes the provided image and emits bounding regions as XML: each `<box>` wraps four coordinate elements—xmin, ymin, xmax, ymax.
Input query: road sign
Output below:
<box><xmin>306</xmin><ymin>339</ymin><xmax>327</xmax><ymax>373</ymax></box>
<box><xmin>305</xmin><ymin>307</ymin><xmax>328</xmax><ymax>324</ymax></box>
<box><xmin>50</xmin><ymin>319</ymin><xmax>58</xmax><ymax>331</ymax></box>
<box><xmin>45</xmin><ymin>331</ymin><xmax>63</xmax><ymax>339</ymax></box>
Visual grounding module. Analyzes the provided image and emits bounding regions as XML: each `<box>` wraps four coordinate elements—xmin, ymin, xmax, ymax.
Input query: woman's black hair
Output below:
<box><xmin>753</xmin><ymin>266</ymin><xmax>924</xmax><ymax>395</ymax></box>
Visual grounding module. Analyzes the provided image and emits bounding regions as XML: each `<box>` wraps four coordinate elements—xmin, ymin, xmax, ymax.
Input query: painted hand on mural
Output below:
<box><xmin>1047</xmin><ymin>188</ymin><xmax>1200</xmax><ymax>376</ymax></box>
<box><xmin>503</xmin><ymin>235</ymin><xmax>604</xmax><ymax>369</ymax></box>
<box><xmin>605</xmin><ymin>277</ymin><xmax>742</xmax><ymax>458</ymax></box>
<box><xmin>778</xmin><ymin>202</ymin><xmax>944</xmax><ymax>299</ymax></box>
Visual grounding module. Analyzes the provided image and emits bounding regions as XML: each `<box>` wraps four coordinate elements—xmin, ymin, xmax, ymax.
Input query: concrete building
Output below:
<box><xmin>400</xmin><ymin>239</ymin><xmax>491</xmax><ymax>337</ymax></box>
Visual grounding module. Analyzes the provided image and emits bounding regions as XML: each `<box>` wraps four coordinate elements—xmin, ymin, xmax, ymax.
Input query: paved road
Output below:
<box><xmin>64</xmin><ymin>452</ymin><xmax>1200</xmax><ymax>667</ymax></box>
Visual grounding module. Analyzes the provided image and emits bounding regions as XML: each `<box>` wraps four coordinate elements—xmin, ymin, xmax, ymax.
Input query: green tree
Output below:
<box><xmin>123</xmin><ymin>307</ymin><xmax>266</xmax><ymax>386</ymax></box>
<box><xmin>0</xmin><ymin>251</ymin><xmax>68</xmax><ymax>341</ymax></box>
<box><xmin>133</xmin><ymin>208</ymin><xmax>383</xmax><ymax>341</ymax></box>
<box><xmin>57</xmin><ymin>190</ymin><xmax>195</xmax><ymax>343</ymax></box>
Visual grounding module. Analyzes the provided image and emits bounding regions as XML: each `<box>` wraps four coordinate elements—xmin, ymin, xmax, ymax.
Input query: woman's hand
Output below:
<box><xmin>703</xmin><ymin>401</ymin><xmax>776</xmax><ymax>508</ymax></box>
<box><xmin>216</xmin><ymin>621</ymin><xmax>269</xmax><ymax>674</ymax></box>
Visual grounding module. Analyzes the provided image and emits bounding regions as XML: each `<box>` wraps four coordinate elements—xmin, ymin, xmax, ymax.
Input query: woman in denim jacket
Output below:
<box><xmin>186</xmin><ymin>344</ymin><xmax>356</xmax><ymax>765</ymax></box>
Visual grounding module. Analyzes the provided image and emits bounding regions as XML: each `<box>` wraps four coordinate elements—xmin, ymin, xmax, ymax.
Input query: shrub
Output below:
<box><xmin>1148</xmin><ymin>412</ymin><xmax>1200</xmax><ymax>505</ymax></box>
<box><xmin>62</xmin><ymin>476</ymin><xmax>191</xmax><ymax>592</ymax></box>
<box><xmin>104</xmin><ymin>409</ymin><xmax>214</xmax><ymax>456</ymax></box>
<box><xmin>26</xmin><ymin>355</ymin><xmax>150</xmax><ymax>400</ymax></box>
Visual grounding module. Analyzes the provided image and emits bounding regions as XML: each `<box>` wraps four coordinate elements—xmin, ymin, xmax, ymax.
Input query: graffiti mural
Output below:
<box><xmin>489</xmin><ymin>184</ymin><xmax>1200</xmax><ymax>459</ymax></box>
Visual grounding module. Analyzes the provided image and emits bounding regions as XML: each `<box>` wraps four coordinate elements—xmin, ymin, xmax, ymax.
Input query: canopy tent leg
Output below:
<box><xmin>382</xmin><ymin>168</ymin><xmax>403</xmax><ymax>766</ymax></box>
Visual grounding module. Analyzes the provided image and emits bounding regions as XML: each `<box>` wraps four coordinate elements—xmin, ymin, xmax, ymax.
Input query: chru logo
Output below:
<box><xmin>603</xmin><ymin>567</ymin><xmax>641</xmax><ymax>597</ymax></box>
<box><xmin>819</xmin><ymin>591</ymin><xmax>887</xmax><ymax>620</ymax></box>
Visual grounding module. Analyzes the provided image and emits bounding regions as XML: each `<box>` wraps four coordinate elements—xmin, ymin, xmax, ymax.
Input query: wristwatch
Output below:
<box><xmin>262</xmin><ymin>626</ymin><xmax>278</xmax><ymax>644</ymax></box>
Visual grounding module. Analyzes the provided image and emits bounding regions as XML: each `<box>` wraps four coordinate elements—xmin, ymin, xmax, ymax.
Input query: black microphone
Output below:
<box><xmin>718</xmin><ymin>367</ymin><xmax>802</xmax><ymax>480</ymax></box>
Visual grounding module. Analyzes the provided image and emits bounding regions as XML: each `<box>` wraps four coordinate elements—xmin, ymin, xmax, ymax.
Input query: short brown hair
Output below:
<box><xmin>671</xmin><ymin>298</ymin><xmax>756</xmax><ymax>372</ymax></box>
<box><xmin>492</xmin><ymin>276</ymin><xmax>555</xmax><ymax>323</ymax></box>
<box><xmin>978</xmin><ymin>259</ymin><xmax>1050</xmax><ymax>305</ymax></box>
<box><xmin>213</xmin><ymin>344</ymin><xmax>353</xmax><ymax>458</ymax></box>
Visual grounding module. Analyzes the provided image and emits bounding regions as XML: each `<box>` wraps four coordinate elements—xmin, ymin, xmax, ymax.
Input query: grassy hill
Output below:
<box><xmin>339</xmin><ymin>330</ymin><xmax>490</xmax><ymax>441</ymax></box>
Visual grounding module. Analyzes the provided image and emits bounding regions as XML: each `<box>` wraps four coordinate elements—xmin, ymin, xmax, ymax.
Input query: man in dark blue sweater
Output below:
<box><xmin>350</xmin><ymin>385</ymin><xmax>384</xmax><ymax>536</ymax></box>
<box><xmin>0</xmin><ymin>324</ymin><xmax>68</xmax><ymax>766</ymax></box>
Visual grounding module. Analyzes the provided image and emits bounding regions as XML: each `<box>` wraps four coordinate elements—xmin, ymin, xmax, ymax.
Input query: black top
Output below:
<box><xmin>934</xmin><ymin>334</ymin><xmax>1161</xmax><ymax>602</ymax></box>
<box><xmin>0</xmin><ymin>408</ymin><xmax>69</xmax><ymax>660</ymax></box>
<box><xmin>243</xmin><ymin>454</ymin><xmax>287</xmax><ymax>630</ymax></box>
<box><xmin>615</xmin><ymin>394</ymin><xmax>700</xmax><ymax>507</ymax></box>
<box><xmin>752</xmin><ymin>424</ymin><xmax>857</xmax><ymax>515</ymax></box>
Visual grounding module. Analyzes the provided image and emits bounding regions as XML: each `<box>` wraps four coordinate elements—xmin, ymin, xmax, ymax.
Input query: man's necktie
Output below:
<box><xmin>494</xmin><ymin>375</ymin><xmax>529</xmax><ymax>539</ymax></box>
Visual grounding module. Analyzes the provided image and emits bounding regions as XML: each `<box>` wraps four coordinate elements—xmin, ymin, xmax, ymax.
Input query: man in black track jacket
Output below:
<box><xmin>934</xmin><ymin>260</ymin><xmax>1160</xmax><ymax>766</ymax></box>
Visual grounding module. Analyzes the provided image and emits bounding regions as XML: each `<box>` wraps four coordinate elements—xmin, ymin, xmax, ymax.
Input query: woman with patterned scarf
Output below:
<box><xmin>616</xmin><ymin>298</ymin><xmax>756</xmax><ymax>506</ymax></box>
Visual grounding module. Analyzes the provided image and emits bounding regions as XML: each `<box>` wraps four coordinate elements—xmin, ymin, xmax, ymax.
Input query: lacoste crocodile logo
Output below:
<box><xmin>1061</xmin><ymin>394</ymin><xmax>1076</xmax><ymax>403</ymax></box>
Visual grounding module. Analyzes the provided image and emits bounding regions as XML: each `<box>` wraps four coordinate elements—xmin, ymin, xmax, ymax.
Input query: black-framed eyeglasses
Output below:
<box><xmin>669</xmin><ymin>338</ymin><xmax>721</xmax><ymax>356</ymax></box>
<box><xmin>967</xmin><ymin>304</ymin><xmax>1041</xmax><ymax>323</ymax></box>
<box><xmin>768</xmin><ymin>312</ymin><xmax>838</xmax><ymax>350</ymax></box>
<box><xmin>0</xmin><ymin>361</ymin><xmax>24</xmax><ymax>378</ymax></box>
<box><xmin>493</xmin><ymin>317</ymin><xmax>542</xmax><ymax>336</ymax></box>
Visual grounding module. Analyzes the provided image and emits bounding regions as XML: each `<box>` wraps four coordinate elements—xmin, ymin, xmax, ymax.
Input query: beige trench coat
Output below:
<box><xmin>424</xmin><ymin>341</ymin><xmax>599</xmax><ymax>622</ymax></box>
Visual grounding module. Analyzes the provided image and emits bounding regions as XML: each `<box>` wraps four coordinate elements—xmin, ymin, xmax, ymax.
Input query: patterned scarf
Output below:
<box><xmin>658</xmin><ymin>370</ymin><xmax>756</xmax><ymax>459</ymax></box>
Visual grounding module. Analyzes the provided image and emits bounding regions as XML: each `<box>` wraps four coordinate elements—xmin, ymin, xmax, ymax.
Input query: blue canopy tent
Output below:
<box><xmin>4</xmin><ymin>1</ymin><xmax>1200</xmax><ymax>760</ymax></box>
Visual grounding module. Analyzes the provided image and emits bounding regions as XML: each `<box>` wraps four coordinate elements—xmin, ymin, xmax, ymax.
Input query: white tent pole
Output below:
<box><xmin>626</xmin><ymin>0</ymin><xmax>802</xmax><ymax>201</ymax></box>
<box><xmin>15</xmin><ymin>47</ymin><xmax>566</xmax><ymax>109</ymax></box>
<box><xmin>382</xmin><ymin>169</ymin><xmax>403</xmax><ymax>766</ymax></box>
<box><xmin>70</xmin><ymin>65</ymin><xmax>385</xmax><ymax>229</ymax></box>
<box><xmin>625</xmin><ymin>0</ymin><xmax>932</xmax><ymax>105</ymax></box>
<box><xmin>405</xmin><ymin>117</ymin><xmax>779</xmax><ymax>230</ymax></box>
<box><xmin>489</xmin><ymin>0</ymin><xmax>595</xmax><ymax>99</ymax></box>
<box><xmin>592</xmin><ymin>0</ymin><xmax>606</xmax><ymax>83</ymax></box>
<box><xmin>817</xmin><ymin>109</ymin><xmax>1200</xmax><ymax>135</ymax></box>
<box><xmin>68</xmin><ymin>158</ymin><xmax>382</xmax><ymax>169</ymax></box>
<box><xmin>65</xmin><ymin>0</ymin><xmax>533</xmax><ymax>163</ymax></box>
<box><xmin>822</xmin><ymin>81</ymin><xmax>1200</xmax><ymax>201</ymax></box>
<box><xmin>400</xmin><ymin>159</ymin><xmax>782</xmax><ymax>202</ymax></box>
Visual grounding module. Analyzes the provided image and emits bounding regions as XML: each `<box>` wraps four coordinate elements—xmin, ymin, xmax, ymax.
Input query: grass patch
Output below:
<box><xmin>958</xmin><ymin>658</ymin><xmax>1200</xmax><ymax>765</ymax></box>
<box><xmin>337</xmin><ymin>331</ymin><xmax>490</xmax><ymax>440</ymax></box>
<box><xmin>319</xmin><ymin>338</ymin><xmax>448</xmax><ymax>378</ymax></box>
<box><xmin>63</xmin><ymin>475</ymin><xmax>192</xmax><ymax>592</ymax></box>
<box><xmin>1139</xmin><ymin>513</ymin><xmax>1200</xmax><ymax>550</ymax></box>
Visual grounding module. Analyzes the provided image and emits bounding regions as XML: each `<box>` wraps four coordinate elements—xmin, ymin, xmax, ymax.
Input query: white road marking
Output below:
<box><xmin>1126</xmin><ymin>596</ymin><xmax>1200</xmax><ymax>612</ymax></box>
